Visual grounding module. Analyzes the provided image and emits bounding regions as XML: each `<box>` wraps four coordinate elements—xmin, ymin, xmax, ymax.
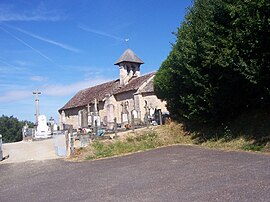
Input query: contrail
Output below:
<box><xmin>0</xmin><ymin>25</ymin><xmax>55</xmax><ymax>64</ymax></box>
<box><xmin>6</xmin><ymin>24</ymin><xmax>80</xmax><ymax>53</ymax></box>
<box><xmin>78</xmin><ymin>24</ymin><xmax>125</xmax><ymax>41</ymax></box>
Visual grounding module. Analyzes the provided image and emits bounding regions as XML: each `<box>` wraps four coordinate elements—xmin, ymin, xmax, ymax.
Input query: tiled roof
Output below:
<box><xmin>140</xmin><ymin>78</ymin><xmax>154</xmax><ymax>93</ymax></box>
<box><xmin>114</xmin><ymin>48</ymin><xmax>144</xmax><ymax>65</ymax></box>
<box><xmin>114</xmin><ymin>72</ymin><xmax>155</xmax><ymax>94</ymax></box>
<box><xmin>59</xmin><ymin>80</ymin><xmax>120</xmax><ymax>111</ymax></box>
<box><xmin>59</xmin><ymin>72</ymin><xmax>155</xmax><ymax>111</ymax></box>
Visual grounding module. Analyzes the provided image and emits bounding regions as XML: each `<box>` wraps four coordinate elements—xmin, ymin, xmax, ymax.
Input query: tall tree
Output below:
<box><xmin>154</xmin><ymin>0</ymin><xmax>270</xmax><ymax>123</ymax></box>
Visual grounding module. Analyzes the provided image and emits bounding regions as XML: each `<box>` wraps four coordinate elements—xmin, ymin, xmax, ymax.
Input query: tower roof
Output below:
<box><xmin>114</xmin><ymin>48</ymin><xmax>144</xmax><ymax>65</ymax></box>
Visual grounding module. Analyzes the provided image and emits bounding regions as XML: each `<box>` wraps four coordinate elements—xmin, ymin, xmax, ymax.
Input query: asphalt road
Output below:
<box><xmin>0</xmin><ymin>145</ymin><xmax>269</xmax><ymax>202</ymax></box>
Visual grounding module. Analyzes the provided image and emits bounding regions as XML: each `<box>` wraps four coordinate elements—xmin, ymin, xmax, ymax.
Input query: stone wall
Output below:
<box><xmin>114</xmin><ymin>91</ymin><xmax>136</xmax><ymax>123</ymax></box>
<box><xmin>142</xmin><ymin>92</ymin><xmax>167</xmax><ymax>112</ymax></box>
<box><xmin>59</xmin><ymin>88</ymin><xmax>167</xmax><ymax>129</ymax></box>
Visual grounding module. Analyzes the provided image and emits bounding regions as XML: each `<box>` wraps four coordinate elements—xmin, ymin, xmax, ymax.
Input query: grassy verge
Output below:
<box><xmin>73</xmin><ymin>123</ymin><xmax>192</xmax><ymax>161</ymax></box>
<box><xmin>73</xmin><ymin>121</ymin><xmax>270</xmax><ymax>161</ymax></box>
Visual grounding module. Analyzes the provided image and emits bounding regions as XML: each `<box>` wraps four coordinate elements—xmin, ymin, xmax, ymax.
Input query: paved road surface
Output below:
<box><xmin>0</xmin><ymin>145</ymin><xmax>269</xmax><ymax>201</ymax></box>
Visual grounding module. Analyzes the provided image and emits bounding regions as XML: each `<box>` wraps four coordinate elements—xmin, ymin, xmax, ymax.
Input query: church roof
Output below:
<box><xmin>59</xmin><ymin>80</ymin><xmax>120</xmax><ymax>111</ymax></box>
<box><xmin>114</xmin><ymin>72</ymin><xmax>155</xmax><ymax>94</ymax></box>
<box><xmin>140</xmin><ymin>78</ymin><xmax>154</xmax><ymax>93</ymax></box>
<box><xmin>59</xmin><ymin>72</ymin><xmax>155</xmax><ymax>111</ymax></box>
<box><xmin>114</xmin><ymin>48</ymin><xmax>144</xmax><ymax>65</ymax></box>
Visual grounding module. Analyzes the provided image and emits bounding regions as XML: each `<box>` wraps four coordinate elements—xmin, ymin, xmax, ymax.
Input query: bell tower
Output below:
<box><xmin>114</xmin><ymin>48</ymin><xmax>144</xmax><ymax>86</ymax></box>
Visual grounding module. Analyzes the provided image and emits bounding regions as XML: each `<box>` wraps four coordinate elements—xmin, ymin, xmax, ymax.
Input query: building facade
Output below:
<box><xmin>58</xmin><ymin>49</ymin><xmax>167</xmax><ymax>129</ymax></box>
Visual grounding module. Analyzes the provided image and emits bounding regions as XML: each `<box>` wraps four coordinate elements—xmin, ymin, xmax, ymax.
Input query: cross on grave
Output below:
<box><xmin>121</xmin><ymin>101</ymin><xmax>129</xmax><ymax>125</ymax></box>
<box><xmin>144</xmin><ymin>100</ymin><xmax>150</xmax><ymax>115</ymax></box>
<box><xmin>87</xmin><ymin>103</ymin><xmax>91</xmax><ymax>114</ymax></box>
<box><xmin>121</xmin><ymin>101</ymin><xmax>129</xmax><ymax>114</ymax></box>
<box><xmin>144</xmin><ymin>100</ymin><xmax>150</xmax><ymax>126</ymax></box>
<box><xmin>93</xmin><ymin>98</ymin><xmax>98</xmax><ymax>115</ymax></box>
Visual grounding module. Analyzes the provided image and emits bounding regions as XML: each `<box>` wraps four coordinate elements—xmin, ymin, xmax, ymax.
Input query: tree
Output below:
<box><xmin>0</xmin><ymin>115</ymin><xmax>34</xmax><ymax>143</ymax></box>
<box><xmin>154</xmin><ymin>0</ymin><xmax>270</xmax><ymax>123</ymax></box>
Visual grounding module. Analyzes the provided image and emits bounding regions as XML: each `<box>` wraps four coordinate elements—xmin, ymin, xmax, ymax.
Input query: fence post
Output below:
<box><xmin>94</xmin><ymin>120</ymin><xmax>98</xmax><ymax>136</ymax></box>
<box><xmin>0</xmin><ymin>134</ymin><xmax>3</xmax><ymax>161</ymax></box>
<box><xmin>67</xmin><ymin>125</ymin><xmax>74</xmax><ymax>157</ymax></box>
<box><xmin>159</xmin><ymin>110</ymin><xmax>163</xmax><ymax>125</ymax></box>
<box><xmin>146</xmin><ymin>115</ymin><xmax>149</xmax><ymax>129</ymax></box>
<box><xmin>70</xmin><ymin>125</ymin><xmax>74</xmax><ymax>156</ymax></box>
<box><xmin>131</xmin><ymin>113</ymin><xmax>135</xmax><ymax>132</ymax></box>
<box><xmin>114</xmin><ymin>117</ymin><xmax>118</xmax><ymax>137</ymax></box>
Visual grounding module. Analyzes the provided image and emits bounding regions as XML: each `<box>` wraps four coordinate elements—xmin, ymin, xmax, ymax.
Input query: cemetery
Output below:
<box><xmin>0</xmin><ymin>48</ymin><xmax>169</xmax><ymax>163</ymax></box>
<box><xmin>58</xmin><ymin>48</ymin><xmax>168</xmax><ymax>131</ymax></box>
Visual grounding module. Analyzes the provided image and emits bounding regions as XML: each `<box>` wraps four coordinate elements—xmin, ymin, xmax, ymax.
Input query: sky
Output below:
<box><xmin>0</xmin><ymin>0</ymin><xmax>192</xmax><ymax>123</ymax></box>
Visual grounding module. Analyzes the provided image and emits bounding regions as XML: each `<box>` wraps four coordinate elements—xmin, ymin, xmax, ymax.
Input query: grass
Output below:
<box><xmin>73</xmin><ymin>123</ymin><xmax>194</xmax><ymax>161</ymax></box>
<box><xmin>242</xmin><ymin>143</ymin><xmax>265</xmax><ymax>152</ymax></box>
<box><xmin>72</xmin><ymin>109</ymin><xmax>270</xmax><ymax>161</ymax></box>
<box><xmin>85</xmin><ymin>131</ymin><xmax>160</xmax><ymax>160</ymax></box>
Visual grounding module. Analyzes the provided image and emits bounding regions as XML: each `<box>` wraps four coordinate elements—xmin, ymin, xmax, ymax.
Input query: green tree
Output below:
<box><xmin>154</xmin><ymin>0</ymin><xmax>270</xmax><ymax>123</ymax></box>
<box><xmin>0</xmin><ymin>115</ymin><xmax>34</xmax><ymax>143</ymax></box>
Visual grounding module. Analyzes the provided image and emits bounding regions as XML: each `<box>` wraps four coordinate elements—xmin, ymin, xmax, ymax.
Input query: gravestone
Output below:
<box><xmin>105</xmin><ymin>93</ymin><xmax>115</xmax><ymax>130</ymax></box>
<box><xmin>144</xmin><ymin>101</ymin><xmax>150</xmax><ymax>127</ymax></box>
<box><xmin>106</xmin><ymin>103</ymin><xmax>115</xmax><ymax>130</ymax></box>
<box><xmin>132</xmin><ymin>110</ymin><xmax>138</xmax><ymax>119</ymax></box>
<box><xmin>35</xmin><ymin>115</ymin><xmax>51</xmax><ymax>139</ymax></box>
<box><xmin>78</xmin><ymin>109</ymin><xmax>88</xmax><ymax>128</ymax></box>
<box><xmin>121</xmin><ymin>101</ymin><xmax>129</xmax><ymax>128</ymax></box>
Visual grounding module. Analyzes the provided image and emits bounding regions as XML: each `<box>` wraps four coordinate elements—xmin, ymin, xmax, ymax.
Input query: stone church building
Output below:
<box><xmin>58</xmin><ymin>48</ymin><xmax>167</xmax><ymax>130</ymax></box>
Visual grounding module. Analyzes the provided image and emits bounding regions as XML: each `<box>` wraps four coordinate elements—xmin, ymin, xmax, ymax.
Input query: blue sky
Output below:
<box><xmin>0</xmin><ymin>0</ymin><xmax>192</xmax><ymax>123</ymax></box>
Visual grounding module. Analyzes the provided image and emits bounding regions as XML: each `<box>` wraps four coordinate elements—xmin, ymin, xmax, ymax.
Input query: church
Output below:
<box><xmin>58</xmin><ymin>48</ymin><xmax>167</xmax><ymax>130</ymax></box>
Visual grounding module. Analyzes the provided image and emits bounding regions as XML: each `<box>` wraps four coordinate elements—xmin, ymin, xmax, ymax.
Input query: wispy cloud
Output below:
<box><xmin>15</xmin><ymin>60</ymin><xmax>34</xmax><ymax>67</ymax></box>
<box><xmin>0</xmin><ymin>90</ymin><xmax>32</xmax><ymax>102</ymax></box>
<box><xmin>6</xmin><ymin>25</ymin><xmax>80</xmax><ymax>53</ymax></box>
<box><xmin>0</xmin><ymin>3</ymin><xmax>63</xmax><ymax>22</ymax></box>
<box><xmin>30</xmin><ymin>76</ymin><xmax>47</xmax><ymax>82</ymax></box>
<box><xmin>63</xmin><ymin>65</ymin><xmax>113</xmax><ymax>78</ymax></box>
<box><xmin>0</xmin><ymin>58</ymin><xmax>26</xmax><ymax>74</ymax></box>
<box><xmin>0</xmin><ymin>77</ymin><xmax>112</xmax><ymax>104</ymax></box>
<box><xmin>0</xmin><ymin>57</ymin><xmax>17</xmax><ymax>69</ymax></box>
<box><xmin>43</xmin><ymin>78</ymin><xmax>111</xmax><ymax>97</ymax></box>
<box><xmin>78</xmin><ymin>24</ymin><xmax>126</xmax><ymax>41</ymax></box>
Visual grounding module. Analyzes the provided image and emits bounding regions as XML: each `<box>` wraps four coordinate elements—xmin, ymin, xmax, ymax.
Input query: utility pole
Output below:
<box><xmin>33</xmin><ymin>90</ymin><xmax>41</xmax><ymax>124</ymax></box>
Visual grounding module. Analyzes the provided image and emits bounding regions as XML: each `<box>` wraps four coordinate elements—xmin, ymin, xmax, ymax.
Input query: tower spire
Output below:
<box><xmin>114</xmin><ymin>48</ymin><xmax>144</xmax><ymax>86</ymax></box>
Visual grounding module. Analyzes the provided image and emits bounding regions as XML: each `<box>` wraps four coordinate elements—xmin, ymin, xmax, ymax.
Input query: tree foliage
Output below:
<box><xmin>0</xmin><ymin>115</ymin><xmax>34</xmax><ymax>143</ymax></box>
<box><xmin>154</xmin><ymin>0</ymin><xmax>270</xmax><ymax>123</ymax></box>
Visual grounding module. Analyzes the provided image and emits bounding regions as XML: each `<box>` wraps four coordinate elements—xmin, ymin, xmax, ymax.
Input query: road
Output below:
<box><xmin>0</xmin><ymin>145</ymin><xmax>269</xmax><ymax>202</ymax></box>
